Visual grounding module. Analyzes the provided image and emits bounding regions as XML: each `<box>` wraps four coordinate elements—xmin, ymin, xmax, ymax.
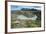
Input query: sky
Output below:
<box><xmin>11</xmin><ymin>5</ymin><xmax>41</xmax><ymax>10</ymax></box>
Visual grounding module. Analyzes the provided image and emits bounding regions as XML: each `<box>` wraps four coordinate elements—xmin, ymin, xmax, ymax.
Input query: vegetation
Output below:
<box><xmin>11</xmin><ymin>8</ymin><xmax>41</xmax><ymax>28</ymax></box>
<box><xmin>11</xmin><ymin>19</ymin><xmax>41</xmax><ymax>28</ymax></box>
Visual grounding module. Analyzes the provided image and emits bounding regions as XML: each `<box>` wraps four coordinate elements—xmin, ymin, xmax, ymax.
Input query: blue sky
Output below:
<box><xmin>11</xmin><ymin>5</ymin><xmax>41</xmax><ymax>10</ymax></box>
